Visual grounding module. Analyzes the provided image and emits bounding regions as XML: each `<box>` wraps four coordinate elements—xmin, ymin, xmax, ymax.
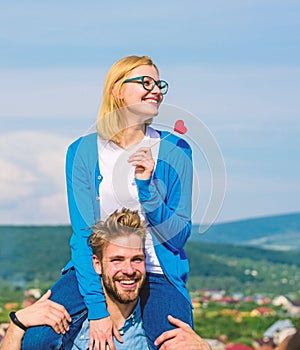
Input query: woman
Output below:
<box><xmin>23</xmin><ymin>55</ymin><xmax>193</xmax><ymax>350</ymax></box>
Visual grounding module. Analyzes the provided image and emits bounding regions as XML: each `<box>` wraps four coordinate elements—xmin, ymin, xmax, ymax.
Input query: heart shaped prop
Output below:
<box><xmin>150</xmin><ymin>119</ymin><xmax>188</xmax><ymax>148</ymax></box>
<box><xmin>174</xmin><ymin>120</ymin><xmax>187</xmax><ymax>134</ymax></box>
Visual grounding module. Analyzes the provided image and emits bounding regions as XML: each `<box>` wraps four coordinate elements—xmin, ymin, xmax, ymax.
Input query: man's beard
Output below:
<box><xmin>102</xmin><ymin>270</ymin><xmax>145</xmax><ymax>304</ymax></box>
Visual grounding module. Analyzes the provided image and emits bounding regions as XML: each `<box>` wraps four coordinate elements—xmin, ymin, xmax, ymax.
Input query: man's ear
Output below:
<box><xmin>92</xmin><ymin>254</ymin><xmax>102</xmax><ymax>275</ymax></box>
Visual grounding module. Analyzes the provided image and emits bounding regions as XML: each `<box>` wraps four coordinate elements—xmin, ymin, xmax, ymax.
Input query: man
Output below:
<box><xmin>72</xmin><ymin>208</ymin><xmax>210</xmax><ymax>350</ymax></box>
<box><xmin>1</xmin><ymin>208</ymin><xmax>210</xmax><ymax>350</ymax></box>
<box><xmin>71</xmin><ymin>207</ymin><xmax>148</xmax><ymax>350</ymax></box>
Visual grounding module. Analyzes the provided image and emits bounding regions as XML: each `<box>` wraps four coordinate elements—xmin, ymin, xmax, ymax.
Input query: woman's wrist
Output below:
<box><xmin>135</xmin><ymin>173</ymin><xmax>151</xmax><ymax>180</ymax></box>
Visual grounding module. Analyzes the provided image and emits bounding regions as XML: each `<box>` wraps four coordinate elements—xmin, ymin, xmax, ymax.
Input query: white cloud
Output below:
<box><xmin>0</xmin><ymin>159</ymin><xmax>35</xmax><ymax>204</ymax></box>
<box><xmin>0</xmin><ymin>130</ymin><xmax>71</xmax><ymax>224</ymax></box>
<box><xmin>39</xmin><ymin>192</ymin><xmax>69</xmax><ymax>224</ymax></box>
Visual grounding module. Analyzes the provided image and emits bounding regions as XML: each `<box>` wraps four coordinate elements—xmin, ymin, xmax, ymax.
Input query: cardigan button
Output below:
<box><xmin>96</xmin><ymin>196</ymin><xmax>100</xmax><ymax>201</ymax></box>
<box><xmin>98</xmin><ymin>175</ymin><xmax>102</xmax><ymax>180</ymax></box>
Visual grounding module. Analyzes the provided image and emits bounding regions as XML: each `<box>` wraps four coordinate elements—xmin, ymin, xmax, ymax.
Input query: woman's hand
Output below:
<box><xmin>89</xmin><ymin>316</ymin><xmax>123</xmax><ymax>350</ymax></box>
<box><xmin>16</xmin><ymin>290</ymin><xmax>72</xmax><ymax>334</ymax></box>
<box><xmin>128</xmin><ymin>147</ymin><xmax>155</xmax><ymax>180</ymax></box>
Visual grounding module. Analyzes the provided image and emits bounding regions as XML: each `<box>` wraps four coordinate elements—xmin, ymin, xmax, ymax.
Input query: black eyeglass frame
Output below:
<box><xmin>123</xmin><ymin>75</ymin><xmax>169</xmax><ymax>95</ymax></box>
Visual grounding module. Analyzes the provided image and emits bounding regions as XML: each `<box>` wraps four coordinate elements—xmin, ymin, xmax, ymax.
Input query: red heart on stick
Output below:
<box><xmin>174</xmin><ymin>120</ymin><xmax>187</xmax><ymax>134</ymax></box>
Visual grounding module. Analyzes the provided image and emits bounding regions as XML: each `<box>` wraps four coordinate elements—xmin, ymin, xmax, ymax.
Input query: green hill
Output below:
<box><xmin>1</xmin><ymin>217</ymin><xmax>300</xmax><ymax>295</ymax></box>
<box><xmin>192</xmin><ymin>212</ymin><xmax>300</xmax><ymax>251</ymax></box>
<box><xmin>0</xmin><ymin>225</ymin><xmax>72</xmax><ymax>284</ymax></box>
<box><xmin>185</xmin><ymin>241</ymin><xmax>300</xmax><ymax>294</ymax></box>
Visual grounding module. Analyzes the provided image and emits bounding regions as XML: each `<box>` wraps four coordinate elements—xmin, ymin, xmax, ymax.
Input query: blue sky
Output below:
<box><xmin>1</xmin><ymin>0</ymin><xmax>299</xmax><ymax>225</ymax></box>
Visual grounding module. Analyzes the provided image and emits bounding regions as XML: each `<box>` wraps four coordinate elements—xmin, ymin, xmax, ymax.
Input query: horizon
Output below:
<box><xmin>1</xmin><ymin>210</ymin><xmax>299</xmax><ymax>227</ymax></box>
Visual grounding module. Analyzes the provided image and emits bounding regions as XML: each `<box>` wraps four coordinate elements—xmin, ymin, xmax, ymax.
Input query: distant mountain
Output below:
<box><xmin>0</xmin><ymin>225</ymin><xmax>72</xmax><ymax>284</ymax></box>
<box><xmin>185</xmin><ymin>240</ymin><xmax>300</xmax><ymax>294</ymax></box>
<box><xmin>1</xmin><ymin>217</ymin><xmax>300</xmax><ymax>294</ymax></box>
<box><xmin>191</xmin><ymin>212</ymin><xmax>300</xmax><ymax>251</ymax></box>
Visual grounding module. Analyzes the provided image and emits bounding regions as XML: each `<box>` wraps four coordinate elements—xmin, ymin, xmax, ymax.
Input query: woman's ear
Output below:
<box><xmin>112</xmin><ymin>83</ymin><xmax>123</xmax><ymax>100</ymax></box>
<box><xmin>92</xmin><ymin>254</ymin><xmax>102</xmax><ymax>275</ymax></box>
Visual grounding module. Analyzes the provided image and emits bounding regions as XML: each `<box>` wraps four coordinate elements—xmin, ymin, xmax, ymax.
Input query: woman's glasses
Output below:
<box><xmin>123</xmin><ymin>75</ymin><xmax>169</xmax><ymax>95</ymax></box>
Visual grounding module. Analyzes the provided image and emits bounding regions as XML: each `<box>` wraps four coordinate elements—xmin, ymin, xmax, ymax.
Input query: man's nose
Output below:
<box><xmin>121</xmin><ymin>261</ymin><xmax>135</xmax><ymax>275</ymax></box>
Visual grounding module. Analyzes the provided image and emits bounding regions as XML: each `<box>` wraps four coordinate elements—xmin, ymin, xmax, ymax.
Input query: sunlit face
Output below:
<box><xmin>93</xmin><ymin>234</ymin><xmax>146</xmax><ymax>304</ymax></box>
<box><xmin>119</xmin><ymin>65</ymin><xmax>164</xmax><ymax>119</ymax></box>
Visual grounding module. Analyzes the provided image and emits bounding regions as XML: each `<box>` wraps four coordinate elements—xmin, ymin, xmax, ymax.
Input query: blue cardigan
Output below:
<box><xmin>63</xmin><ymin>130</ymin><xmax>193</xmax><ymax>319</ymax></box>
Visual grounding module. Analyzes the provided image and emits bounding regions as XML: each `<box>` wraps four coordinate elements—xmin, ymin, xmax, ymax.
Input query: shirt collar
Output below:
<box><xmin>118</xmin><ymin>300</ymin><xmax>142</xmax><ymax>336</ymax></box>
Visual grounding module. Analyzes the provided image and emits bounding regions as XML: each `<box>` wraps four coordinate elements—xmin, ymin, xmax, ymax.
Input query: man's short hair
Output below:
<box><xmin>89</xmin><ymin>208</ymin><xmax>147</xmax><ymax>259</ymax></box>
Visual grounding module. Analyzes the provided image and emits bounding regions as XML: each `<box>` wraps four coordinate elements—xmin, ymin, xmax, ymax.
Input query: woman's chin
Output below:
<box><xmin>125</xmin><ymin>103</ymin><xmax>159</xmax><ymax>121</ymax></box>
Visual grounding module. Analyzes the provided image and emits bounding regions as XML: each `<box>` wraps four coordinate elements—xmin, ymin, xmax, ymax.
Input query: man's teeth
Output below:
<box><xmin>120</xmin><ymin>280</ymin><xmax>135</xmax><ymax>285</ymax></box>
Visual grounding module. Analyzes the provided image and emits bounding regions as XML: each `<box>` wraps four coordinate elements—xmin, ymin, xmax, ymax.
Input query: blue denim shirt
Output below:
<box><xmin>71</xmin><ymin>301</ymin><xmax>149</xmax><ymax>349</ymax></box>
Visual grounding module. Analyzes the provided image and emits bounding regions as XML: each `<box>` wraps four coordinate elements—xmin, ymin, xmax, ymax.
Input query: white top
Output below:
<box><xmin>98</xmin><ymin>126</ymin><xmax>163</xmax><ymax>274</ymax></box>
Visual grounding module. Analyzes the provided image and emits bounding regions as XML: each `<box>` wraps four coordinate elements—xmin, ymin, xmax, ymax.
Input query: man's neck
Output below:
<box><xmin>106</xmin><ymin>298</ymin><xmax>138</xmax><ymax>330</ymax></box>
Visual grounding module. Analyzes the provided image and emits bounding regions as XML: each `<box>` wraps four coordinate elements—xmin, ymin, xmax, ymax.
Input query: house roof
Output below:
<box><xmin>226</xmin><ymin>343</ymin><xmax>253</xmax><ymax>350</ymax></box>
<box><xmin>264</xmin><ymin>319</ymin><xmax>295</xmax><ymax>338</ymax></box>
<box><xmin>291</xmin><ymin>300</ymin><xmax>300</xmax><ymax>307</ymax></box>
<box><xmin>256</xmin><ymin>307</ymin><xmax>273</xmax><ymax>312</ymax></box>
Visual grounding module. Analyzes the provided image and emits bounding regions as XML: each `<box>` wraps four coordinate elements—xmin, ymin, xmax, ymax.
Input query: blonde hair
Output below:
<box><xmin>89</xmin><ymin>208</ymin><xmax>146</xmax><ymax>259</ymax></box>
<box><xmin>96</xmin><ymin>55</ymin><xmax>159</xmax><ymax>143</ymax></box>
